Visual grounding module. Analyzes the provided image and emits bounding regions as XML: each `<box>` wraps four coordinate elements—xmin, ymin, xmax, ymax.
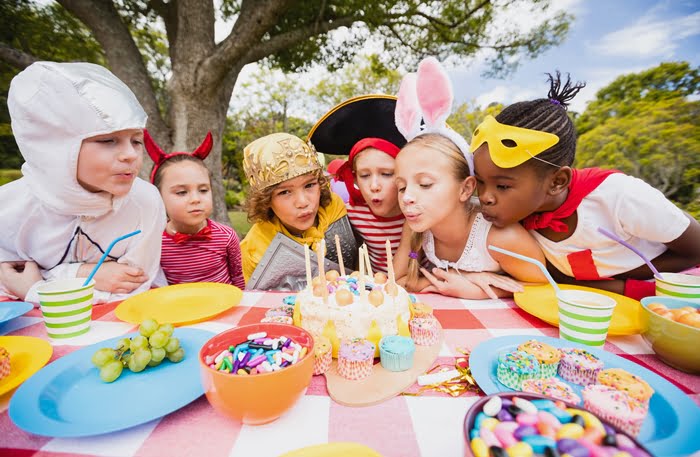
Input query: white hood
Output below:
<box><xmin>8</xmin><ymin>61</ymin><xmax>148</xmax><ymax>216</ymax></box>
<box><xmin>1</xmin><ymin>62</ymin><xmax>166</xmax><ymax>304</ymax></box>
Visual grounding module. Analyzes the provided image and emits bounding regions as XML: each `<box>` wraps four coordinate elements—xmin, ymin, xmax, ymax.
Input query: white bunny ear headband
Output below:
<box><xmin>394</xmin><ymin>57</ymin><xmax>474</xmax><ymax>174</ymax></box>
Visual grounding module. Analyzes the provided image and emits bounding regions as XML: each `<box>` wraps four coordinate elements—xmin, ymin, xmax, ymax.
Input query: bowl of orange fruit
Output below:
<box><xmin>640</xmin><ymin>296</ymin><xmax>700</xmax><ymax>373</ymax></box>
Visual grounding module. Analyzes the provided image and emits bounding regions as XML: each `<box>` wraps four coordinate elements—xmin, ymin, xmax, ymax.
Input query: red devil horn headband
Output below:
<box><xmin>146</xmin><ymin>129</ymin><xmax>214</xmax><ymax>183</ymax></box>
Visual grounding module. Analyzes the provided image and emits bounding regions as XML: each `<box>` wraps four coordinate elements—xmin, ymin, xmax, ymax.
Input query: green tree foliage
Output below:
<box><xmin>575</xmin><ymin>62</ymin><xmax>700</xmax><ymax>218</ymax></box>
<box><xmin>0</xmin><ymin>0</ymin><xmax>104</xmax><ymax>168</ymax></box>
<box><xmin>576</xmin><ymin>62</ymin><xmax>700</xmax><ymax>136</ymax></box>
<box><xmin>447</xmin><ymin>101</ymin><xmax>505</xmax><ymax>141</ymax></box>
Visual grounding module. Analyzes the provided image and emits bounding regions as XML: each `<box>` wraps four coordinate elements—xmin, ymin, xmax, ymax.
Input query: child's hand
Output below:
<box><xmin>420</xmin><ymin>267</ymin><xmax>524</xmax><ymax>299</ymax></box>
<box><xmin>0</xmin><ymin>261</ymin><xmax>42</xmax><ymax>300</ymax></box>
<box><xmin>84</xmin><ymin>261</ymin><xmax>148</xmax><ymax>295</ymax></box>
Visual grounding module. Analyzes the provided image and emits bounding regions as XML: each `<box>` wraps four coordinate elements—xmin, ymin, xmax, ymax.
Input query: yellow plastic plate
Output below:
<box><xmin>0</xmin><ymin>336</ymin><xmax>53</xmax><ymax>396</ymax></box>
<box><xmin>514</xmin><ymin>283</ymin><xmax>643</xmax><ymax>335</ymax></box>
<box><xmin>115</xmin><ymin>282</ymin><xmax>242</xmax><ymax>325</ymax></box>
<box><xmin>279</xmin><ymin>442</ymin><xmax>383</xmax><ymax>457</ymax></box>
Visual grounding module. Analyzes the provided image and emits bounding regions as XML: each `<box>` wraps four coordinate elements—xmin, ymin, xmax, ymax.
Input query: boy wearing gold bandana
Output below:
<box><xmin>240</xmin><ymin>133</ymin><xmax>356</xmax><ymax>290</ymax></box>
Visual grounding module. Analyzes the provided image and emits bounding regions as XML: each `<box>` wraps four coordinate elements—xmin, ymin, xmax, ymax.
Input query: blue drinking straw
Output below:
<box><xmin>83</xmin><ymin>230</ymin><xmax>142</xmax><ymax>286</ymax></box>
<box><xmin>488</xmin><ymin>245</ymin><xmax>561</xmax><ymax>294</ymax></box>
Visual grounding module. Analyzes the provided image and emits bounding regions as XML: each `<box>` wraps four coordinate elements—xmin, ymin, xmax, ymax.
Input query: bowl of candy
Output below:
<box><xmin>640</xmin><ymin>296</ymin><xmax>700</xmax><ymax>373</ymax></box>
<box><xmin>198</xmin><ymin>323</ymin><xmax>314</xmax><ymax>425</ymax></box>
<box><xmin>463</xmin><ymin>392</ymin><xmax>652</xmax><ymax>457</ymax></box>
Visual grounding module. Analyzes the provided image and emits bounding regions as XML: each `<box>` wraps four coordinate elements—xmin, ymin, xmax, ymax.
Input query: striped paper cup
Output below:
<box><xmin>557</xmin><ymin>289</ymin><xmax>617</xmax><ymax>347</ymax></box>
<box><xmin>655</xmin><ymin>273</ymin><xmax>700</xmax><ymax>303</ymax></box>
<box><xmin>37</xmin><ymin>278</ymin><xmax>94</xmax><ymax>340</ymax></box>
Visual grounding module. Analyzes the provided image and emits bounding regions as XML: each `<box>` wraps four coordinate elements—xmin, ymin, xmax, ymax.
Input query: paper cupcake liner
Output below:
<box><xmin>538</xmin><ymin>362</ymin><xmax>559</xmax><ymax>378</ymax></box>
<box><xmin>583</xmin><ymin>399</ymin><xmax>644</xmax><ymax>437</ymax></box>
<box><xmin>0</xmin><ymin>351</ymin><xmax>10</xmax><ymax>381</ymax></box>
<box><xmin>337</xmin><ymin>357</ymin><xmax>373</xmax><ymax>380</ymax></box>
<box><xmin>409</xmin><ymin>320</ymin><xmax>439</xmax><ymax>346</ymax></box>
<box><xmin>313</xmin><ymin>349</ymin><xmax>332</xmax><ymax>375</ymax></box>
<box><xmin>558</xmin><ymin>361</ymin><xmax>600</xmax><ymax>386</ymax></box>
<box><xmin>379</xmin><ymin>348</ymin><xmax>415</xmax><ymax>372</ymax></box>
<box><xmin>496</xmin><ymin>363</ymin><xmax>538</xmax><ymax>390</ymax></box>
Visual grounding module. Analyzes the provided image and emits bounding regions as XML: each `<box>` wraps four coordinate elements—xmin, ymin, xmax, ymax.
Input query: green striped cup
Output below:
<box><xmin>557</xmin><ymin>290</ymin><xmax>617</xmax><ymax>347</ymax></box>
<box><xmin>37</xmin><ymin>278</ymin><xmax>94</xmax><ymax>340</ymax></box>
<box><xmin>655</xmin><ymin>273</ymin><xmax>700</xmax><ymax>304</ymax></box>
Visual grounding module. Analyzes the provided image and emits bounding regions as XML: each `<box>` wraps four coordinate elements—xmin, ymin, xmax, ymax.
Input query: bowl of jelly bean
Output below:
<box><xmin>464</xmin><ymin>392</ymin><xmax>654</xmax><ymax>457</ymax></box>
<box><xmin>199</xmin><ymin>323</ymin><xmax>314</xmax><ymax>425</ymax></box>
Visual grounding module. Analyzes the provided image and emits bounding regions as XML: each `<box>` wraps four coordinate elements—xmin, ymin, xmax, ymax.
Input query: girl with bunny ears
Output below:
<box><xmin>392</xmin><ymin>57</ymin><xmax>546</xmax><ymax>299</ymax></box>
<box><xmin>148</xmin><ymin>131</ymin><xmax>245</xmax><ymax>288</ymax></box>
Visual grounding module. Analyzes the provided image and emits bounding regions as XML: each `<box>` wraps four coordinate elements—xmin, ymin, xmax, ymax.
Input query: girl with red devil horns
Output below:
<box><xmin>147</xmin><ymin>130</ymin><xmax>245</xmax><ymax>288</ymax></box>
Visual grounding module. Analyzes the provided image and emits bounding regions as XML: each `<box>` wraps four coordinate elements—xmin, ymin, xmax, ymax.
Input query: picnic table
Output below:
<box><xmin>1</xmin><ymin>287</ymin><xmax>699</xmax><ymax>457</ymax></box>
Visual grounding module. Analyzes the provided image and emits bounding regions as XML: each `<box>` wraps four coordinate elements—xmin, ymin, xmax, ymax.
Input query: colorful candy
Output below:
<box><xmin>468</xmin><ymin>395</ymin><xmax>652</xmax><ymax>457</ymax></box>
<box><xmin>208</xmin><ymin>334</ymin><xmax>308</xmax><ymax>375</ymax></box>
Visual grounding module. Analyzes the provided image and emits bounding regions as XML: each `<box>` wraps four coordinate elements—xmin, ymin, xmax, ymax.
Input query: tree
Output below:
<box><xmin>1</xmin><ymin>0</ymin><xmax>572</xmax><ymax>223</ymax></box>
<box><xmin>447</xmin><ymin>101</ymin><xmax>504</xmax><ymax>141</ymax></box>
<box><xmin>575</xmin><ymin>65</ymin><xmax>700</xmax><ymax>216</ymax></box>
<box><xmin>576</xmin><ymin>62</ymin><xmax>700</xmax><ymax>136</ymax></box>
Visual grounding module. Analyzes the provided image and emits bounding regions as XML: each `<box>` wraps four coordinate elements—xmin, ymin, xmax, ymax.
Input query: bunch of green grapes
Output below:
<box><xmin>91</xmin><ymin>318</ymin><xmax>185</xmax><ymax>382</ymax></box>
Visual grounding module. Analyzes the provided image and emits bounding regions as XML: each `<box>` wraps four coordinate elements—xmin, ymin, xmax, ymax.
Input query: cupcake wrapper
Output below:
<box><xmin>496</xmin><ymin>363</ymin><xmax>538</xmax><ymax>390</ymax></box>
<box><xmin>583</xmin><ymin>399</ymin><xmax>644</xmax><ymax>437</ymax></box>
<box><xmin>558</xmin><ymin>361</ymin><xmax>600</xmax><ymax>386</ymax></box>
<box><xmin>379</xmin><ymin>348</ymin><xmax>415</xmax><ymax>372</ymax></box>
<box><xmin>0</xmin><ymin>357</ymin><xmax>9</xmax><ymax>380</ymax></box>
<box><xmin>313</xmin><ymin>349</ymin><xmax>332</xmax><ymax>375</ymax></box>
<box><xmin>409</xmin><ymin>321</ymin><xmax>439</xmax><ymax>346</ymax></box>
<box><xmin>337</xmin><ymin>357</ymin><xmax>373</xmax><ymax>380</ymax></box>
<box><xmin>538</xmin><ymin>362</ymin><xmax>559</xmax><ymax>378</ymax></box>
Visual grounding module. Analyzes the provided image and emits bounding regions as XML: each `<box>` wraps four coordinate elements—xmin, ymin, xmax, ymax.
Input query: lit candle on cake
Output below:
<box><xmin>335</xmin><ymin>234</ymin><xmax>345</xmax><ymax>276</ymax></box>
<box><xmin>304</xmin><ymin>243</ymin><xmax>312</xmax><ymax>291</ymax></box>
<box><xmin>316</xmin><ymin>240</ymin><xmax>328</xmax><ymax>303</ymax></box>
<box><xmin>362</xmin><ymin>243</ymin><xmax>373</xmax><ymax>277</ymax></box>
<box><xmin>358</xmin><ymin>245</ymin><xmax>367</xmax><ymax>303</ymax></box>
<box><xmin>385</xmin><ymin>239</ymin><xmax>398</xmax><ymax>297</ymax></box>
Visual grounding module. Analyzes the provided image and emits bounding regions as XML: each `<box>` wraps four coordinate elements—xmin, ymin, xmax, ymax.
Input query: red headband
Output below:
<box><xmin>145</xmin><ymin>129</ymin><xmax>213</xmax><ymax>183</ymax></box>
<box><xmin>335</xmin><ymin>137</ymin><xmax>401</xmax><ymax>206</ymax></box>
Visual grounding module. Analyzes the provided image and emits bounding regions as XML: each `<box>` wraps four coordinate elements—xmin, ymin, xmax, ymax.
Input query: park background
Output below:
<box><xmin>1</xmin><ymin>0</ymin><xmax>698</xmax><ymax>238</ymax></box>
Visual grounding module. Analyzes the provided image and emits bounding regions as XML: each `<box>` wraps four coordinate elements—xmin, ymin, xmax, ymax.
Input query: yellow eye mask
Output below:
<box><xmin>469</xmin><ymin>115</ymin><xmax>560</xmax><ymax>168</ymax></box>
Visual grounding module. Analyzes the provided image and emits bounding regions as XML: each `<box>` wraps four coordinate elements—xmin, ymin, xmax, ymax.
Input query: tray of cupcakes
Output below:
<box><xmin>469</xmin><ymin>335</ymin><xmax>700</xmax><ymax>456</ymax></box>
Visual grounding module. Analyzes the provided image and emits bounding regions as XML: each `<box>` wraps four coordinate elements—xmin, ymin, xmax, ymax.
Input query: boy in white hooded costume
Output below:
<box><xmin>0</xmin><ymin>62</ymin><xmax>166</xmax><ymax>304</ymax></box>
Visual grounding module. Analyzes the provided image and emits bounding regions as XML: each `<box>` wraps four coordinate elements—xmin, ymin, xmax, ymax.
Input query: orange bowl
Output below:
<box><xmin>198</xmin><ymin>323</ymin><xmax>315</xmax><ymax>425</ymax></box>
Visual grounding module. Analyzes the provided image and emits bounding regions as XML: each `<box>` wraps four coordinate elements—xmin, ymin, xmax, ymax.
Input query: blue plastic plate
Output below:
<box><xmin>470</xmin><ymin>335</ymin><xmax>700</xmax><ymax>457</ymax></box>
<box><xmin>0</xmin><ymin>301</ymin><xmax>33</xmax><ymax>325</ymax></box>
<box><xmin>9</xmin><ymin>328</ymin><xmax>213</xmax><ymax>437</ymax></box>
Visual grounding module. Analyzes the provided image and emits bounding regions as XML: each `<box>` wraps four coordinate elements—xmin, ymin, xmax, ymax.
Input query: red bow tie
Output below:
<box><xmin>171</xmin><ymin>225</ymin><xmax>212</xmax><ymax>244</ymax></box>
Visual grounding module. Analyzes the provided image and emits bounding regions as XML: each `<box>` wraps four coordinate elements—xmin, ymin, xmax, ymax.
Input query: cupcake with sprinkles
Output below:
<box><xmin>496</xmin><ymin>350</ymin><xmax>540</xmax><ymax>389</ymax></box>
<box><xmin>261</xmin><ymin>315</ymin><xmax>293</xmax><ymax>324</ymax></box>
<box><xmin>312</xmin><ymin>335</ymin><xmax>333</xmax><ymax>375</ymax></box>
<box><xmin>597</xmin><ymin>368</ymin><xmax>654</xmax><ymax>409</ymax></box>
<box><xmin>379</xmin><ymin>335</ymin><xmax>415</xmax><ymax>372</ymax></box>
<box><xmin>582</xmin><ymin>384</ymin><xmax>648</xmax><ymax>437</ymax></box>
<box><xmin>409</xmin><ymin>301</ymin><xmax>433</xmax><ymax>319</ymax></box>
<box><xmin>517</xmin><ymin>339</ymin><xmax>560</xmax><ymax>378</ymax></box>
<box><xmin>337</xmin><ymin>338</ymin><xmax>375</xmax><ymax>380</ymax></box>
<box><xmin>521</xmin><ymin>377</ymin><xmax>581</xmax><ymax>404</ymax></box>
<box><xmin>408</xmin><ymin>316</ymin><xmax>439</xmax><ymax>346</ymax></box>
<box><xmin>558</xmin><ymin>347</ymin><xmax>604</xmax><ymax>385</ymax></box>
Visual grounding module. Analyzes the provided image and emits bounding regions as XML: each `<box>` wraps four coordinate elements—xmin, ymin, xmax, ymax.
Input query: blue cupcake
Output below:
<box><xmin>379</xmin><ymin>335</ymin><xmax>415</xmax><ymax>371</ymax></box>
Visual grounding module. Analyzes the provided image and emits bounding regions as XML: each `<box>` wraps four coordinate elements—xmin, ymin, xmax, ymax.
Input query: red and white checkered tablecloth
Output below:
<box><xmin>1</xmin><ymin>288</ymin><xmax>699</xmax><ymax>457</ymax></box>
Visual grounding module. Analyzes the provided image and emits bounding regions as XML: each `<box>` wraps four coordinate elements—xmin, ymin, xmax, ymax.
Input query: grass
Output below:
<box><xmin>0</xmin><ymin>169</ymin><xmax>22</xmax><ymax>186</ymax></box>
<box><xmin>229</xmin><ymin>210</ymin><xmax>252</xmax><ymax>238</ymax></box>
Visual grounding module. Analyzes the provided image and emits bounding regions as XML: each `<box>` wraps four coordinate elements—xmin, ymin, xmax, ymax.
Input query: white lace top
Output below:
<box><xmin>422</xmin><ymin>212</ymin><xmax>501</xmax><ymax>273</ymax></box>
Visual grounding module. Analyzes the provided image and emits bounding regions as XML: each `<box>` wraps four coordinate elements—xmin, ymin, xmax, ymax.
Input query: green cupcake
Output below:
<box><xmin>496</xmin><ymin>350</ymin><xmax>540</xmax><ymax>389</ymax></box>
<box><xmin>379</xmin><ymin>335</ymin><xmax>415</xmax><ymax>371</ymax></box>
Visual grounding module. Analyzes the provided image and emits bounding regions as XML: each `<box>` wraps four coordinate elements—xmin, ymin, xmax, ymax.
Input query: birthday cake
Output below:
<box><xmin>293</xmin><ymin>271</ymin><xmax>412</xmax><ymax>357</ymax></box>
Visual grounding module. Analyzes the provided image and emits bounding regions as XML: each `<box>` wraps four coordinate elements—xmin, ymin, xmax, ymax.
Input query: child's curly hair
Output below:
<box><xmin>245</xmin><ymin>169</ymin><xmax>332</xmax><ymax>223</ymax></box>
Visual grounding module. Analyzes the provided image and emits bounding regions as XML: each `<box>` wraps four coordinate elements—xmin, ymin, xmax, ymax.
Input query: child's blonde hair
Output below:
<box><xmin>402</xmin><ymin>133</ymin><xmax>474</xmax><ymax>291</ymax></box>
<box><xmin>245</xmin><ymin>169</ymin><xmax>332</xmax><ymax>223</ymax></box>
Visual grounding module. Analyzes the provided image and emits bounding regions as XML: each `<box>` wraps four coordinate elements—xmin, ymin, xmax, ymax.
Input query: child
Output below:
<box><xmin>147</xmin><ymin>131</ymin><xmax>245</xmax><ymax>288</ymax></box>
<box><xmin>0</xmin><ymin>62</ymin><xmax>166</xmax><ymax>303</ymax></box>
<box><xmin>469</xmin><ymin>71</ymin><xmax>700</xmax><ymax>299</ymax></box>
<box><xmin>240</xmin><ymin>132</ymin><xmax>355</xmax><ymax>290</ymax></box>
<box><xmin>309</xmin><ymin>95</ymin><xmax>407</xmax><ymax>273</ymax></box>
<box><xmin>392</xmin><ymin>57</ymin><xmax>546</xmax><ymax>299</ymax></box>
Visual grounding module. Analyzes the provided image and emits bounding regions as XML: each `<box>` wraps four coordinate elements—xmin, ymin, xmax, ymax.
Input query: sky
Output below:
<box><xmin>450</xmin><ymin>0</ymin><xmax>700</xmax><ymax>113</ymax></box>
<box><xmin>225</xmin><ymin>0</ymin><xmax>700</xmax><ymax>117</ymax></box>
